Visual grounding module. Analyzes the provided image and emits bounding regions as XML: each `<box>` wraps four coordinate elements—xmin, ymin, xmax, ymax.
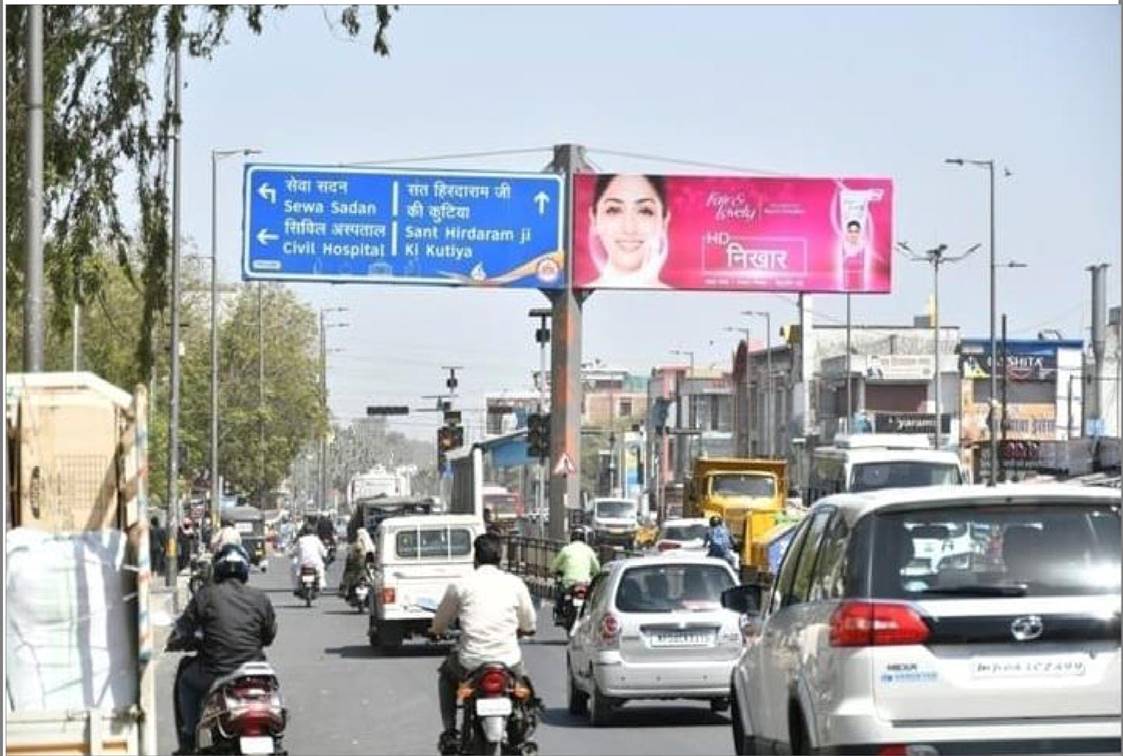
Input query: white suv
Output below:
<box><xmin>723</xmin><ymin>484</ymin><xmax>1121</xmax><ymax>755</ymax></box>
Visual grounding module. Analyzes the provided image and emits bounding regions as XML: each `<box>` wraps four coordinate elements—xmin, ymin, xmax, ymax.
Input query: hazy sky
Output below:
<box><xmin>173</xmin><ymin>4</ymin><xmax>1121</xmax><ymax>440</ymax></box>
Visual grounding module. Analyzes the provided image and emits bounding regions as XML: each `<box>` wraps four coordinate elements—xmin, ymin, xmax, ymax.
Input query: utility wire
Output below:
<box><xmin>339</xmin><ymin>146</ymin><xmax>553</xmax><ymax>168</ymax></box>
<box><xmin>586</xmin><ymin>147</ymin><xmax>789</xmax><ymax>176</ymax></box>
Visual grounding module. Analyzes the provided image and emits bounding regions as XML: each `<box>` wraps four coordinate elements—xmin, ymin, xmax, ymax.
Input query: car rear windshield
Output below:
<box><xmin>596</xmin><ymin>500</ymin><xmax>636</xmax><ymax>518</ymax></box>
<box><xmin>711</xmin><ymin>474</ymin><xmax>775</xmax><ymax>498</ymax></box>
<box><xmin>870</xmin><ymin>504</ymin><xmax>1121</xmax><ymax>599</ymax></box>
<box><xmin>662</xmin><ymin>524</ymin><xmax>707</xmax><ymax>542</ymax></box>
<box><xmin>615</xmin><ymin>563</ymin><xmax>735</xmax><ymax>613</ymax></box>
<box><xmin>850</xmin><ymin>461</ymin><xmax>961</xmax><ymax>492</ymax></box>
<box><xmin>395</xmin><ymin>527</ymin><xmax>473</xmax><ymax>560</ymax></box>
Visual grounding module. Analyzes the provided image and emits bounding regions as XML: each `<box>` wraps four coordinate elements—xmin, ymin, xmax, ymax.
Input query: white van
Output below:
<box><xmin>807</xmin><ymin>434</ymin><xmax>966</xmax><ymax>505</ymax></box>
<box><xmin>368</xmin><ymin>514</ymin><xmax>485</xmax><ymax>651</ymax></box>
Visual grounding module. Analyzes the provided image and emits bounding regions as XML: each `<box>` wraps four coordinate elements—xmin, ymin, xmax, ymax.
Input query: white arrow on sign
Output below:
<box><xmin>553</xmin><ymin>452</ymin><xmax>576</xmax><ymax>477</ymax></box>
<box><xmin>534</xmin><ymin>191</ymin><xmax>550</xmax><ymax>215</ymax></box>
<box><xmin>256</xmin><ymin>228</ymin><xmax>279</xmax><ymax>246</ymax></box>
<box><xmin>257</xmin><ymin>182</ymin><xmax>277</xmax><ymax>205</ymax></box>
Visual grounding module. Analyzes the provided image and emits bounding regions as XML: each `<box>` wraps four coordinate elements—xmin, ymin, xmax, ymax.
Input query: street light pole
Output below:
<box><xmin>742</xmin><ymin>312</ymin><xmax>773</xmax><ymax>456</ymax></box>
<box><xmin>23</xmin><ymin>5</ymin><xmax>44</xmax><ymax>372</ymax></box>
<box><xmin>166</xmin><ymin>41</ymin><xmax>183</xmax><ymax>587</ymax></box>
<box><xmin>209</xmin><ymin>147</ymin><xmax>259</xmax><ymax>521</ymax></box>
<box><xmin>318</xmin><ymin>307</ymin><xmax>348</xmax><ymax>511</ymax></box>
<box><xmin>898</xmin><ymin>241</ymin><xmax>981</xmax><ymax>450</ymax></box>
<box><xmin>529</xmin><ymin>308</ymin><xmax>551</xmax><ymax>519</ymax></box>
<box><xmin>946</xmin><ymin>157</ymin><xmax>1007</xmax><ymax>483</ymax></box>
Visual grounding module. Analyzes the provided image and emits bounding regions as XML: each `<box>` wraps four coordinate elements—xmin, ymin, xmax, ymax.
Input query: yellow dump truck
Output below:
<box><xmin>684</xmin><ymin>458</ymin><xmax>794</xmax><ymax>581</ymax></box>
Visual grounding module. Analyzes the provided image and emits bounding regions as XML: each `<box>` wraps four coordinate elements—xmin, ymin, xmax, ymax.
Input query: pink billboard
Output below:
<box><xmin>572</xmin><ymin>174</ymin><xmax>893</xmax><ymax>292</ymax></box>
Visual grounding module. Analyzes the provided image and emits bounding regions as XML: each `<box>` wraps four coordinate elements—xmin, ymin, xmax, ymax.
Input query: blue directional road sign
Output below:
<box><xmin>243</xmin><ymin>165</ymin><xmax>565</xmax><ymax>288</ymax></box>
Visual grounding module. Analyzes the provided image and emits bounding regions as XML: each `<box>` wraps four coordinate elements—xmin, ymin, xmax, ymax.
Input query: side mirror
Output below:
<box><xmin>721</xmin><ymin>584</ymin><xmax>763</xmax><ymax>615</ymax></box>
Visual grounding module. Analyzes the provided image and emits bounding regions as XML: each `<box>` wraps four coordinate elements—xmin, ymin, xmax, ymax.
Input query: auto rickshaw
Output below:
<box><xmin>221</xmin><ymin>506</ymin><xmax>268</xmax><ymax>570</ymax></box>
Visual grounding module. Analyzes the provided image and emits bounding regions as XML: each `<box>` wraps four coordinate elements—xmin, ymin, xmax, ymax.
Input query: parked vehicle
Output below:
<box><xmin>298</xmin><ymin>565</ymin><xmax>320</xmax><ymax>608</ymax></box>
<box><xmin>566</xmin><ymin>555</ymin><xmax>742</xmax><ymax>726</ymax></box>
<box><xmin>168</xmin><ymin>630</ymin><xmax>287</xmax><ymax>756</ymax></box>
<box><xmin>5</xmin><ymin>373</ymin><xmax>158</xmax><ymax>755</ymax></box>
<box><xmin>806</xmin><ymin>433</ymin><xmax>966</xmax><ymax>505</ymax></box>
<box><xmin>448</xmin><ymin>659</ymin><xmax>541</xmax><ymax>756</ymax></box>
<box><xmin>369</xmin><ymin>514</ymin><xmax>485</xmax><ymax>651</ymax></box>
<box><xmin>482</xmin><ymin>485</ymin><xmax>523</xmax><ymax>533</ymax></box>
<box><xmin>189</xmin><ymin>551</ymin><xmax>214</xmax><ymax>595</ymax></box>
<box><xmin>222</xmin><ymin>507</ymin><xmax>268</xmax><ymax>571</ymax></box>
<box><xmin>723</xmin><ymin>484</ymin><xmax>1121</xmax><ymax>756</ymax></box>
<box><xmin>651</xmin><ymin>517</ymin><xmax>709</xmax><ymax>555</ymax></box>
<box><xmin>589</xmin><ymin>497</ymin><xmax>640</xmax><ymax>548</ymax></box>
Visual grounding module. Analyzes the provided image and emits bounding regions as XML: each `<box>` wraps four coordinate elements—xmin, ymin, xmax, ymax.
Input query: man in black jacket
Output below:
<box><xmin>172</xmin><ymin>544</ymin><xmax>277</xmax><ymax>754</ymax></box>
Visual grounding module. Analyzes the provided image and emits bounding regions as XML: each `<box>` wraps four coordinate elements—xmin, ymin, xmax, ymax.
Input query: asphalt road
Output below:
<box><xmin>156</xmin><ymin>554</ymin><xmax>734</xmax><ymax>755</ymax></box>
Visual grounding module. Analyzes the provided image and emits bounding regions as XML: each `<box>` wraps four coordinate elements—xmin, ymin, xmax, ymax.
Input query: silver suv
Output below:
<box><xmin>722</xmin><ymin>484</ymin><xmax>1121</xmax><ymax>755</ymax></box>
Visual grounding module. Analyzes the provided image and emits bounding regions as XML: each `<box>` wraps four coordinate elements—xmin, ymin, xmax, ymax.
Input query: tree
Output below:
<box><xmin>5</xmin><ymin>5</ymin><xmax>396</xmax><ymax>374</ymax></box>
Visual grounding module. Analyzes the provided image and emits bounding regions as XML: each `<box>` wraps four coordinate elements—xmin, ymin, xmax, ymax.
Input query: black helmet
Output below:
<box><xmin>709</xmin><ymin>516</ymin><xmax>722</xmax><ymax>528</ymax></box>
<box><xmin>570</xmin><ymin>529</ymin><xmax>586</xmax><ymax>543</ymax></box>
<box><xmin>213</xmin><ymin>544</ymin><xmax>251</xmax><ymax>584</ymax></box>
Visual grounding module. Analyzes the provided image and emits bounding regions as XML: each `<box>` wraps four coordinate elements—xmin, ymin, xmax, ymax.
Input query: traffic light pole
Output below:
<box><xmin>535</xmin><ymin>315</ymin><xmax>549</xmax><ymax>519</ymax></box>
<box><xmin>545</xmin><ymin>144</ymin><xmax>590</xmax><ymax>541</ymax></box>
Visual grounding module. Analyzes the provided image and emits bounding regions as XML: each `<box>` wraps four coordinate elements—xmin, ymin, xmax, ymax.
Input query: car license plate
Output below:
<box><xmin>475</xmin><ymin>697</ymin><xmax>513</xmax><ymax>716</ymax></box>
<box><xmin>239</xmin><ymin>736</ymin><xmax>274</xmax><ymax>754</ymax></box>
<box><xmin>650</xmin><ymin>631</ymin><xmax>712</xmax><ymax>648</ymax></box>
<box><xmin>971</xmin><ymin>655</ymin><xmax>1088</xmax><ymax>679</ymax></box>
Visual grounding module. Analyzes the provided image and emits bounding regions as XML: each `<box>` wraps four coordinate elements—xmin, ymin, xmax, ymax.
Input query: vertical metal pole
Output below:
<box><xmin>846</xmin><ymin>294</ymin><xmax>852</xmax><ymax>433</ymax></box>
<box><xmin>258</xmin><ymin>282</ymin><xmax>265</xmax><ymax>502</ymax></box>
<box><xmin>23</xmin><ymin>5</ymin><xmax>44</xmax><ymax>372</ymax></box>
<box><xmin>72</xmin><ymin>300</ymin><xmax>80</xmax><ymax>370</ymax></box>
<box><xmin>1000</xmin><ymin>313</ymin><xmax>1008</xmax><ymax>482</ymax></box>
<box><xmin>987</xmin><ymin>161</ymin><xmax>998</xmax><ymax>486</ymax></box>
<box><xmin>1067</xmin><ymin>374</ymin><xmax>1074</xmax><ymax>440</ymax></box>
<box><xmin>166</xmin><ymin>41</ymin><xmax>183</xmax><ymax>587</ymax></box>
<box><xmin>537</xmin><ymin>329</ymin><xmax>547</xmax><ymax>518</ymax></box>
<box><xmin>210</xmin><ymin>151</ymin><xmax>220</xmax><ymax>523</ymax></box>
<box><xmin>547</xmin><ymin>144</ymin><xmax>589</xmax><ymax>541</ymax></box>
<box><xmin>765</xmin><ymin>313</ymin><xmax>773</xmax><ymax>456</ymax></box>
<box><xmin>933</xmin><ymin>257</ymin><xmax>942</xmax><ymax>449</ymax></box>
<box><xmin>319</xmin><ymin>310</ymin><xmax>327</xmax><ymax>511</ymax></box>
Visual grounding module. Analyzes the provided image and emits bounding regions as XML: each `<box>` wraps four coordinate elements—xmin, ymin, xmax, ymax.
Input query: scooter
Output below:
<box><xmin>168</xmin><ymin>629</ymin><xmax>288</xmax><ymax>754</ymax></box>
<box><xmin>347</xmin><ymin>558</ymin><xmax>375</xmax><ymax>614</ymax></box>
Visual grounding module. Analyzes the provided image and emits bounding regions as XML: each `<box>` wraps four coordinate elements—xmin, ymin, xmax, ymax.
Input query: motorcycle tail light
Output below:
<box><xmin>573</xmin><ymin>584</ymin><xmax>588</xmax><ymax>599</ymax></box>
<box><xmin>236</xmin><ymin>705</ymin><xmax>275</xmax><ymax>737</ymax></box>
<box><xmin>478</xmin><ymin>668</ymin><xmax>509</xmax><ymax>696</ymax></box>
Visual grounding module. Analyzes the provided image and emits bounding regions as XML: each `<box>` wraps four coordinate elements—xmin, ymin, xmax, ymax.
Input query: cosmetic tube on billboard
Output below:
<box><xmin>838</xmin><ymin>188</ymin><xmax>882</xmax><ymax>290</ymax></box>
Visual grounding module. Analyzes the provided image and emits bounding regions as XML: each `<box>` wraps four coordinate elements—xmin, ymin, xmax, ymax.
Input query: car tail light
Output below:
<box><xmin>829</xmin><ymin>601</ymin><xmax>930</xmax><ymax>647</ymax></box>
<box><xmin>599</xmin><ymin>613</ymin><xmax>621</xmax><ymax>645</ymax></box>
<box><xmin>656</xmin><ymin>541</ymin><xmax>681</xmax><ymax>552</ymax></box>
<box><xmin>381</xmin><ymin>586</ymin><xmax>396</xmax><ymax>605</ymax></box>
<box><xmin>478</xmin><ymin>668</ymin><xmax>509</xmax><ymax>696</ymax></box>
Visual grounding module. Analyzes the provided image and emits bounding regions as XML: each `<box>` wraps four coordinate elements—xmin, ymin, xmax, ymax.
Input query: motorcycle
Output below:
<box><xmin>167</xmin><ymin>629</ymin><xmax>287</xmax><ymax>754</ymax></box>
<box><xmin>189</xmin><ymin>552</ymin><xmax>214</xmax><ymax>596</ymax></box>
<box><xmin>452</xmin><ymin>661</ymin><xmax>541</xmax><ymax>756</ymax></box>
<box><xmin>553</xmin><ymin>581</ymin><xmax>589</xmax><ymax>634</ymax></box>
<box><xmin>297</xmin><ymin>565</ymin><xmax>320</xmax><ymax>608</ymax></box>
<box><xmin>347</xmin><ymin>557</ymin><xmax>375</xmax><ymax>614</ymax></box>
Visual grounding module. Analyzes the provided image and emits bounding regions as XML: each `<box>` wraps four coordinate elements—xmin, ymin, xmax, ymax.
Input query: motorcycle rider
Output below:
<box><xmin>171</xmin><ymin>544</ymin><xmax>276</xmax><ymax>755</ymax></box>
<box><xmin>430</xmin><ymin>533</ymin><xmax>536</xmax><ymax>755</ymax></box>
<box><xmin>550</xmin><ymin>529</ymin><xmax>600</xmax><ymax>622</ymax></box>
<box><xmin>289</xmin><ymin>523</ymin><xmax>327</xmax><ymax>596</ymax></box>
<box><xmin>317</xmin><ymin>513</ymin><xmax>337</xmax><ymax>563</ymax></box>
<box><xmin>703</xmin><ymin>515</ymin><xmax>737</xmax><ymax>569</ymax></box>
<box><xmin>338</xmin><ymin>526</ymin><xmax>375</xmax><ymax>598</ymax></box>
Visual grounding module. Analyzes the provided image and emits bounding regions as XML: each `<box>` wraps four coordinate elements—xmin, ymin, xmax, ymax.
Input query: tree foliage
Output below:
<box><xmin>5</xmin><ymin>4</ymin><xmax>396</xmax><ymax>375</ymax></box>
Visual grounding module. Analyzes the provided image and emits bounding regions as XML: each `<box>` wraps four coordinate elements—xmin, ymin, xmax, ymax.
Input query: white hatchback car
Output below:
<box><xmin>723</xmin><ymin>484</ymin><xmax>1121</xmax><ymax>755</ymax></box>
<box><xmin>651</xmin><ymin>518</ymin><xmax>710</xmax><ymax>556</ymax></box>
<box><xmin>566</xmin><ymin>555</ymin><xmax>743</xmax><ymax>726</ymax></box>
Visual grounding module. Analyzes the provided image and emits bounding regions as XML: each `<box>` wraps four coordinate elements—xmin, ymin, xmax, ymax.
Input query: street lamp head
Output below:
<box><xmin>944</xmin><ymin>158</ymin><xmax>965</xmax><ymax>166</ymax></box>
<box><xmin>1004</xmin><ymin>261</ymin><xmax>1028</xmax><ymax>269</ymax></box>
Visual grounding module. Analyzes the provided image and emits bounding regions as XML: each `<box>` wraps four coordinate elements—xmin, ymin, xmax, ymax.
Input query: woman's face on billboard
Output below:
<box><xmin>591</xmin><ymin>175</ymin><xmax>668</xmax><ymax>273</ymax></box>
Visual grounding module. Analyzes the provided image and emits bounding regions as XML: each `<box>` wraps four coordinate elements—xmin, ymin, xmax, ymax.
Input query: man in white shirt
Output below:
<box><xmin>431</xmin><ymin>533</ymin><xmax>536</xmax><ymax>752</ymax></box>
<box><xmin>289</xmin><ymin>524</ymin><xmax>327</xmax><ymax>595</ymax></box>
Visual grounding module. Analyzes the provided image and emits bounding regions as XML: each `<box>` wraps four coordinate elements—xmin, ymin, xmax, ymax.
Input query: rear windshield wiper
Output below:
<box><xmin>920</xmin><ymin>584</ymin><xmax>1028</xmax><ymax>597</ymax></box>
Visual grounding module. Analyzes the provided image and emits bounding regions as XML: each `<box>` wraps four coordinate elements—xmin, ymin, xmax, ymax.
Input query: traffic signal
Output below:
<box><xmin>451</xmin><ymin>425</ymin><xmax>464</xmax><ymax>449</ymax></box>
<box><xmin>527</xmin><ymin>412</ymin><xmax>550</xmax><ymax>459</ymax></box>
<box><xmin>437</xmin><ymin>426</ymin><xmax>454</xmax><ymax>453</ymax></box>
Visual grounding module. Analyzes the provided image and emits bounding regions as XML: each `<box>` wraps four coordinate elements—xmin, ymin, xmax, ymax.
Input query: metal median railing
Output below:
<box><xmin>502</xmin><ymin>534</ymin><xmax>645</xmax><ymax>599</ymax></box>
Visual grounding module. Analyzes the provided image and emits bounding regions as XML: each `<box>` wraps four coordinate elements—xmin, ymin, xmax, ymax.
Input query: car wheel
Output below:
<box><xmin>588</xmin><ymin>681</ymin><xmax>613</xmax><ymax>727</ymax></box>
<box><xmin>731</xmin><ymin>690</ymin><xmax>758</xmax><ymax>755</ymax></box>
<box><xmin>710</xmin><ymin>697</ymin><xmax>730</xmax><ymax>714</ymax></box>
<box><xmin>566</xmin><ymin>658</ymin><xmax>588</xmax><ymax>716</ymax></box>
